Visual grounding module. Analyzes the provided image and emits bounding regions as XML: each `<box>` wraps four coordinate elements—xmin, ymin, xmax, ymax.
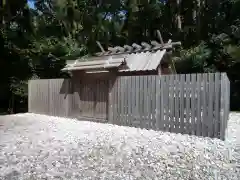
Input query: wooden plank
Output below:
<box><xmin>125</xmin><ymin>77</ymin><xmax>129</xmax><ymax>125</ymax></box>
<box><xmin>190</xmin><ymin>74</ymin><xmax>196</xmax><ymax>135</ymax></box>
<box><xmin>108</xmin><ymin>79</ymin><xmax>113</xmax><ymax>123</ymax></box>
<box><xmin>66</xmin><ymin>79</ymin><xmax>72</xmax><ymax>117</ymax></box>
<box><xmin>114</xmin><ymin>78</ymin><xmax>119</xmax><ymax>124</ymax></box>
<box><xmin>226</xmin><ymin>75</ymin><xmax>230</xmax><ymax>131</ymax></box>
<box><xmin>196</xmin><ymin>74</ymin><xmax>202</xmax><ymax>136</ymax></box>
<box><xmin>127</xmin><ymin>77</ymin><xmax>131</xmax><ymax>126</ymax></box>
<box><xmin>202</xmin><ymin>74</ymin><xmax>208</xmax><ymax>137</ymax></box>
<box><xmin>160</xmin><ymin>76</ymin><xmax>165</xmax><ymax>131</ymax></box>
<box><xmin>53</xmin><ymin>79</ymin><xmax>67</xmax><ymax>117</ymax></box>
<box><xmin>169</xmin><ymin>75</ymin><xmax>174</xmax><ymax>132</ymax></box>
<box><xmin>164</xmin><ymin>75</ymin><xmax>170</xmax><ymax>131</ymax></box>
<box><xmin>41</xmin><ymin>80</ymin><xmax>49</xmax><ymax>115</ymax></box>
<box><xmin>208</xmin><ymin>73</ymin><xmax>214</xmax><ymax>137</ymax></box>
<box><xmin>117</xmin><ymin>78</ymin><xmax>121</xmax><ymax>125</ymax></box>
<box><xmin>135</xmin><ymin>76</ymin><xmax>140</xmax><ymax>127</ymax></box>
<box><xmin>124</xmin><ymin>77</ymin><xmax>128</xmax><ymax>126</ymax></box>
<box><xmin>156</xmin><ymin>76</ymin><xmax>161</xmax><ymax>130</ymax></box>
<box><xmin>29</xmin><ymin>80</ymin><xmax>34</xmax><ymax>113</ymax></box>
<box><xmin>113</xmin><ymin>78</ymin><xmax>118</xmax><ymax>124</ymax></box>
<box><xmin>179</xmin><ymin>74</ymin><xmax>185</xmax><ymax>133</ymax></box>
<box><xmin>220</xmin><ymin>73</ymin><xmax>224</xmax><ymax>140</ymax></box>
<box><xmin>185</xmin><ymin>74</ymin><xmax>191</xmax><ymax>134</ymax></box>
<box><xmin>28</xmin><ymin>81</ymin><xmax>32</xmax><ymax>112</ymax></box>
<box><xmin>147</xmin><ymin>76</ymin><xmax>152</xmax><ymax>129</ymax></box>
<box><xmin>132</xmin><ymin>76</ymin><xmax>137</xmax><ymax>127</ymax></box>
<box><xmin>116</xmin><ymin>78</ymin><xmax>120</xmax><ymax>124</ymax></box>
<box><xmin>114</xmin><ymin>77</ymin><xmax>121</xmax><ymax>124</ymax></box>
<box><xmin>36</xmin><ymin>81</ymin><xmax>40</xmax><ymax>113</ymax></box>
<box><xmin>99</xmin><ymin>80</ymin><xmax>102</xmax><ymax>118</ymax></box>
<box><xmin>221</xmin><ymin>73</ymin><xmax>229</xmax><ymax>140</ymax></box>
<box><xmin>49</xmin><ymin>79</ymin><xmax>53</xmax><ymax>116</ymax></box>
<box><xmin>151</xmin><ymin>76</ymin><xmax>156</xmax><ymax>130</ymax></box>
<box><xmin>32</xmin><ymin>81</ymin><xmax>36</xmax><ymax>113</ymax></box>
<box><xmin>99</xmin><ymin>80</ymin><xmax>103</xmax><ymax>118</ymax></box>
<box><xmin>120</xmin><ymin>77</ymin><xmax>124</xmax><ymax>125</ymax></box>
<box><xmin>214</xmin><ymin>73</ymin><xmax>220</xmax><ymax>138</ymax></box>
<box><xmin>161</xmin><ymin>76</ymin><xmax>166</xmax><ymax>130</ymax></box>
<box><xmin>93</xmin><ymin>80</ymin><xmax>97</xmax><ymax>117</ymax></box>
<box><xmin>174</xmin><ymin>75</ymin><xmax>180</xmax><ymax>133</ymax></box>
<box><xmin>143</xmin><ymin>76</ymin><xmax>148</xmax><ymax>129</ymax></box>
<box><xmin>146</xmin><ymin>76</ymin><xmax>150</xmax><ymax>129</ymax></box>
<box><xmin>139</xmin><ymin>76</ymin><xmax>144</xmax><ymax>128</ymax></box>
<box><xmin>105</xmin><ymin>80</ymin><xmax>109</xmax><ymax>120</ymax></box>
<box><xmin>122</xmin><ymin>77</ymin><xmax>126</xmax><ymax>125</ymax></box>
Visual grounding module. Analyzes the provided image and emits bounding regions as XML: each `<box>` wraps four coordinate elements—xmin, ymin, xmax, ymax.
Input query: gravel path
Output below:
<box><xmin>0</xmin><ymin>113</ymin><xmax>239</xmax><ymax>180</ymax></box>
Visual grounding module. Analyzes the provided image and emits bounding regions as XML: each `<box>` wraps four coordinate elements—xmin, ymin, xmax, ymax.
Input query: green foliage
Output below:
<box><xmin>177</xmin><ymin>43</ymin><xmax>212</xmax><ymax>73</ymax></box>
<box><xmin>2</xmin><ymin>0</ymin><xmax>240</xmax><ymax>112</ymax></box>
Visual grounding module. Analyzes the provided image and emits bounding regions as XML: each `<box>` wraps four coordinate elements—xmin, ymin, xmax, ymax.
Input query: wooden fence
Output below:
<box><xmin>28</xmin><ymin>73</ymin><xmax>230</xmax><ymax>140</ymax></box>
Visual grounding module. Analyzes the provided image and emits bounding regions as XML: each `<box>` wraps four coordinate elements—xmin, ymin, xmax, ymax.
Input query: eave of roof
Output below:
<box><xmin>119</xmin><ymin>49</ymin><xmax>166</xmax><ymax>72</ymax></box>
<box><xmin>62</xmin><ymin>57</ymin><xmax>124</xmax><ymax>71</ymax></box>
<box><xmin>62</xmin><ymin>49</ymin><xmax>167</xmax><ymax>72</ymax></box>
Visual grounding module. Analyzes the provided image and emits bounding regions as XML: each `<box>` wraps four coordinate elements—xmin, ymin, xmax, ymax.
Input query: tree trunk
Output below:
<box><xmin>176</xmin><ymin>0</ymin><xmax>182</xmax><ymax>32</ymax></box>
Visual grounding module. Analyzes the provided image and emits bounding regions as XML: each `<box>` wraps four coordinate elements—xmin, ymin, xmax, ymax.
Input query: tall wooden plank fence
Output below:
<box><xmin>28</xmin><ymin>73</ymin><xmax>230</xmax><ymax>140</ymax></box>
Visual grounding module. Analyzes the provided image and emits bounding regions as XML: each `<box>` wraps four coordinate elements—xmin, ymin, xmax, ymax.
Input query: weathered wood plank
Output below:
<box><xmin>156</xmin><ymin>76</ymin><xmax>160</xmax><ymax>130</ymax></box>
<box><xmin>220</xmin><ymin>73</ymin><xmax>225</xmax><ymax>140</ymax></box>
<box><xmin>165</xmin><ymin>75</ymin><xmax>170</xmax><ymax>131</ymax></box>
<box><xmin>169</xmin><ymin>75</ymin><xmax>174</xmax><ymax>131</ymax></box>
<box><xmin>174</xmin><ymin>75</ymin><xmax>180</xmax><ymax>133</ymax></box>
<box><xmin>161</xmin><ymin>76</ymin><xmax>166</xmax><ymax>131</ymax></box>
<box><xmin>196</xmin><ymin>74</ymin><xmax>202</xmax><ymax>136</ymax></box>
<box><xmin>108</xmin><ymin>79</ymin><xmax>113</xmax><ymax>123</ymax></box>
<box><xmin>115</xmin><ymin>78</ymin><xmax>120</xmax><ymax>124</ymax></box>
<box><xmin>159</xmin><ymin>76</ymin><xmax>164</xmax><ymax>131</ymax></box>
<box><xmin>214</xmin><ymin>73</ymin><xmax>220</xmax><ymax>138</ymax></box>
<box><xmin>202</xmin><ymin>74</ymin><xmax>208</xmax><ymax>137</ymax></box>
<box><xmin>139</xmin><ymin>76</ymin><xmax>144</xmax><ymax>128</ymax></box>
<box><xmin>180</xmin><ymin>74</ymin><xmax>185</xmax><ymax>133</ymax></box>
<box><xmin>151</xmin><ymin>76</ymin><xmax>156</xmax><ymax>130</ymax></box>
<box><xmin>190</xmin><ymin>74</ymin><xmax>196</xmax><ymax>135</ymax></box>
<box><xmin>146</xmin><ymin>76</ymin><xmax>151</xmax><ymax>129</ymax></box>
<box><xmin>124</xmin><ymin>77</ymin><xmax>128</xmax><ymax>125</ymax></box>
<box><xmin>135</xmin><ymin>76</ymin><xmax>140</xmax><ymax>127</ymax></box>
<box><xmin>186</xmin><ymin>74</ymin><xmax>191</xmax><ymax>134</ymax></box>
<box><xmin>121</xmin><ymin>77</ymin><xmax>126</xmax><ymax>125</ymax></box>
<box><xmin>225</xmin><ymin>75</ymin><xmax>230</xmax><ymax>131</ymax></box>
<box><xmin>116</xmin><ymin>78</ymin><xmax>120</xmax><ymax>125</ymax></box>
<box><xmin>132</xmin><ymin>76</ymin><xmax>136</xmax><ymax>127</ymax></box>
<box><xmin>143</xmin><ymin>76</ymin><xmax>148</xmax><ymax>129</ymax></box>
<box><xmin>127</xmin><ymin>77</ymin><xmax>132</xmax><ymax>126</ymax></box>
<box><xmin>208</xmin><ymin>73</ymin><xmax>214</xmax><ymax>137</ymax></box>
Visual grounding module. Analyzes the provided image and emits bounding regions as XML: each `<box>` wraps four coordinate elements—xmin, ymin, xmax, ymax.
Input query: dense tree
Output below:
<box><xmin>1</xmin><ymin>0</ymin><xmax>240</xmax><ymax>113</ymax></box>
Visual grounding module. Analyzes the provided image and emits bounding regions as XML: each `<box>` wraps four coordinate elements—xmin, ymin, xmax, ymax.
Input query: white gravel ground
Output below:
<box><xmin>0</xmin><ymin>113</ymin><xmax>239</xmax><ymax>180</ymax></box>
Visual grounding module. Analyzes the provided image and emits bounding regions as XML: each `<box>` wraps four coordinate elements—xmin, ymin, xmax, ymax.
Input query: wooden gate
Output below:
<box><xmin>71</xmin><ymin>79</ymin><xmax>109</xmax><ymax>120</ymax></box>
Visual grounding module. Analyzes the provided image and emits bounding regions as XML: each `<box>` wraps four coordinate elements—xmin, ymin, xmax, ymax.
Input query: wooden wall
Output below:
<box><xmin>28</xmin><ymin>73</ymin><xmax>230</xmax><ymax>140</ymax></box>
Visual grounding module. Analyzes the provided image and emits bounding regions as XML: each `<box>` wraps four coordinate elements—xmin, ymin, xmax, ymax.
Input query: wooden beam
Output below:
<box><xmin>124</xmin><ymin>45</ymin><xmax>133</xmax><ymax>52</ymax></box>
<box><xmin>132</xmin><ymin>43</ymin><xmax>142</xmax><ymax>50</ymax></box>
<box><xmin>96</xmin><ymin>41</ymin><xmax>105</xmax><ymax>52</ymax></box>
<box><xmin>141</xmin><ymin>42</ymin><xmax>151</xmax><ymax>50</ymax></box>
<box><xmin>151</xmin><ymin>40</ymin><xmax>160</xmax><ymax>47</ymax></box>
<box><xmin>157</xmin><ymin>30</ymin><xmax>164</xmax><ymax>45</ymax></box>
<box><xmin>115</xmin><ymin>46</ymin><xmax>125</xmax><ymax>52</ymax></box>
<box><xmin>108</xmin><ymin>47</ymin><xmax>117</xmax><ymax>53</ymax></box>
<box><xmin>94</xmin><ymin>40</ymin><xmax>181</xmax><ymax>57</ymax></box>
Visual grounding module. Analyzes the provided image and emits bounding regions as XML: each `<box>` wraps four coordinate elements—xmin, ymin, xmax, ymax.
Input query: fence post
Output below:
<box><xmin>156</xmin><ymin>77</ymin><xmax>160</xmax><ymax>130</ymax></box>
<box><xmin>220</xmin><ymin>73</ymin><xmax>229</xmax><ymax>140</ymax></box>
<box><xmin>28</xmin><ymin>80</ymin><xmax>31</xmax><ymax>113</ymax></box>
<box><xmin>108</xmin><ymin>79</ymin><xmax>114</xmax><ymax>123</ymax></box>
